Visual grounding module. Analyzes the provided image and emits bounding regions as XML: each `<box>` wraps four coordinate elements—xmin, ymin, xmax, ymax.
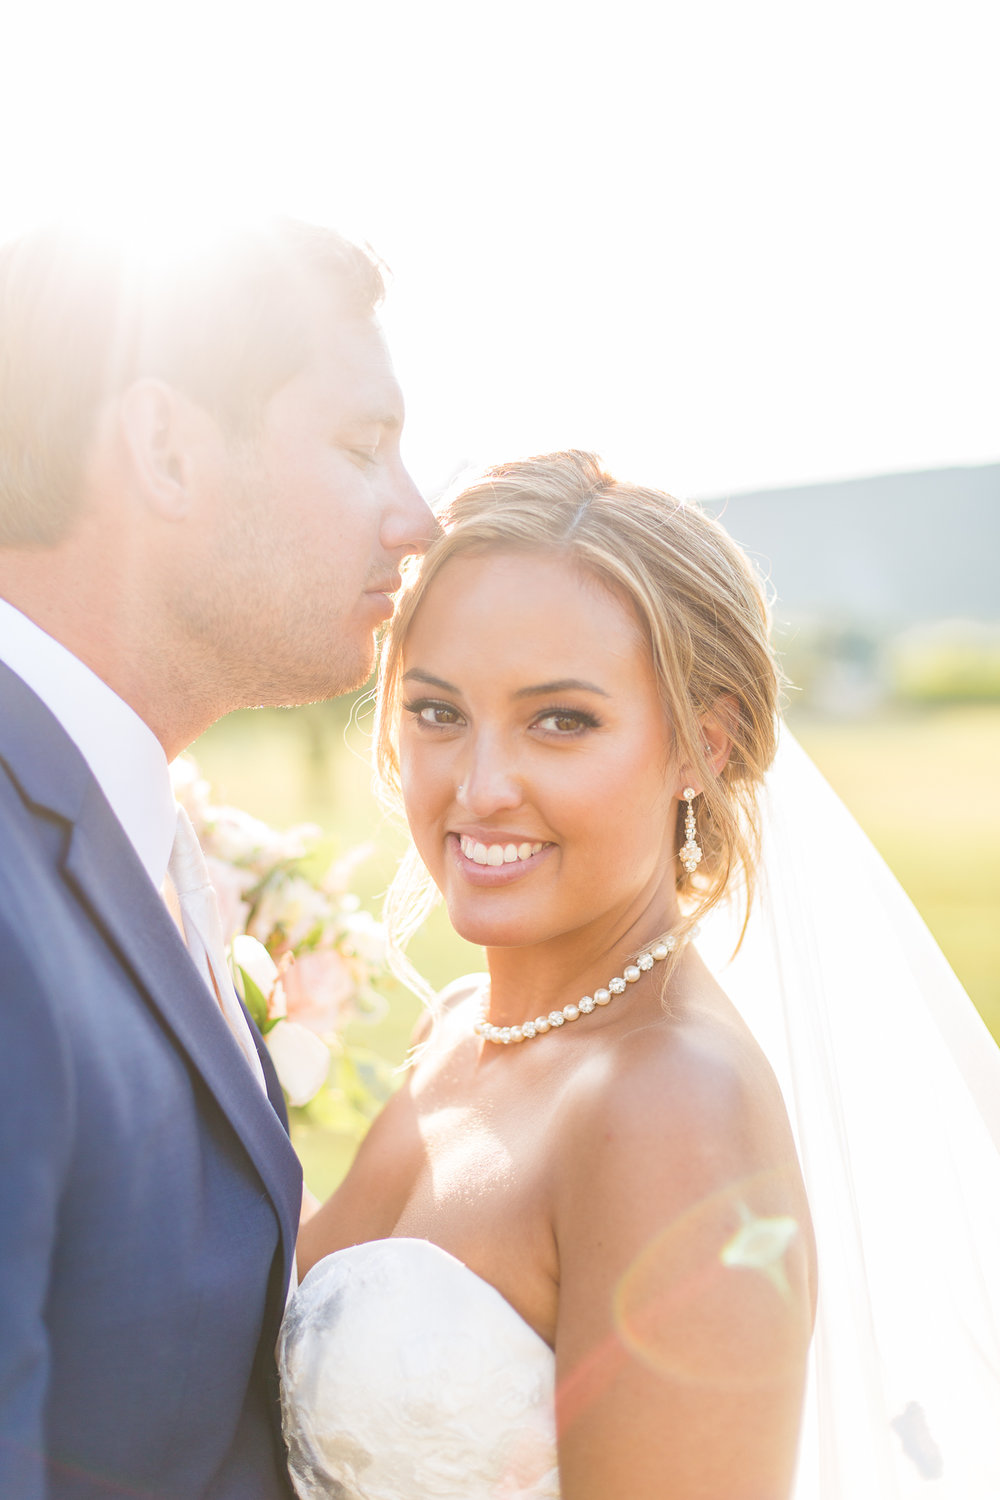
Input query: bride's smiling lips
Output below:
<box><xmin>447</xmin><ymin>831</ymin><xmax>553</xmax><ymax>886</ymax></box>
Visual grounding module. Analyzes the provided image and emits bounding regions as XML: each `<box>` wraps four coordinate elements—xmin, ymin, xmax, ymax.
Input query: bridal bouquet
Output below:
<box><xmin>171</xmin><ymin>758</ymin><xmax>393</xmax><ymax>1132</ymax></box>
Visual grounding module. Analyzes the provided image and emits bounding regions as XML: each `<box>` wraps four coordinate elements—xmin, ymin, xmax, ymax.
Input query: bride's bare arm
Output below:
<box><xmin>553</xmin><ymin>1021</ymin><xmax>815</xmax><ymax>1500</ymax></box>
<box><xmin>296</xmin><ymin>982</ymin><xmax>481</xmax><ymax>1276</ymax></box>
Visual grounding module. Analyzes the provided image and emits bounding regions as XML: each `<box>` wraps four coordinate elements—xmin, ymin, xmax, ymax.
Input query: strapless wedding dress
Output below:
<box><xmin>278</xmin><ymin>1237</ymin><xmax>560</xmax><ymax>1499</ymax></box>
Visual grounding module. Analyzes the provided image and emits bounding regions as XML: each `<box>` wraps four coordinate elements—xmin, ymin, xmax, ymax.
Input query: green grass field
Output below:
<box><xmin>193</xmin><ymin>699</ymin><xmax>1000</xmax><ymax>1194</ymax></box>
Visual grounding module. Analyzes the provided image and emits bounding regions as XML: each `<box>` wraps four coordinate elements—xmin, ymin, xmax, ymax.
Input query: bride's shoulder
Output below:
<box><xmin>561</xmin><ymin>994</ymin><xmax>796</xmax><ymax>1206</ymax></box>
<box><xmin>554</xmin><ymin>973</ymin><xmax>814</xmax><ymax>1281</ymax></box>
<box><xmin>437</xmin><ymin>972</ymin><xmax>489</xmax><ymax>1011</ymax></box>
<box><xmin>409</xmin><ymin>972</ymin><xmax>488</xmax><ymax>1049</ymax></box>
<box><xmin>553</xmin><ymin>1008</ymin><xmax>814</xmax><ymax>1313</ymax></box>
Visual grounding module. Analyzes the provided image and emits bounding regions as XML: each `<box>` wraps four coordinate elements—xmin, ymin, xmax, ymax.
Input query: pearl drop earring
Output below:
<box><xmin>679</xmin><ymin>787</ymin><xmax>703</xmax><ymax>874</ymax></box>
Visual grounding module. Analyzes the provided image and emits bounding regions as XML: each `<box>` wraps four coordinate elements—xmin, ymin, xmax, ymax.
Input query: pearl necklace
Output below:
<box><xmin>475</xmin><ymin>934</ymin><xmax>678</xmax><ymax>1046</ymax></box>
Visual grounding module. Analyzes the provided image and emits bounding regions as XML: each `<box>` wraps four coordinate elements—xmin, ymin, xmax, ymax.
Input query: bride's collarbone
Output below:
<box><xmin>408</xmin><ymin>1040</ymin><xmax>597</xmax><ymax>1181</ymax></box>
<box><xmin>402</xmin><ymin>992</ymin><xmax>702</xmax><ymax>1200</ymax></box>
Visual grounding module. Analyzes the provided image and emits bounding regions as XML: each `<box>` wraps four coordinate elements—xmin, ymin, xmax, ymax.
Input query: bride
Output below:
<box><xmin>280</xmin><ymin>452</ymin><xmax>1000</xmax><ymax>1499</ymax></box>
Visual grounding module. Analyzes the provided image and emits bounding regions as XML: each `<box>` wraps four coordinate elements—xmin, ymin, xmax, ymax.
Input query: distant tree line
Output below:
<box><xmin>778</xmin><ymin>618</ymin><xmax>1000</xmax><ymax>714</ymax></box>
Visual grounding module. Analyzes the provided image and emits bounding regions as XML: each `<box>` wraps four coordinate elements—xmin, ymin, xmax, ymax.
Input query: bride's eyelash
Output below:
<box><xmin>401</xmin><ymin>697</ymin><xmax>462</xmax><ymax>725</ymax></box>
<box><xmin>533</xmin><ymin>706</ymin><xmax>602</xmax><ymax>733</ymax></box>
<box><xmin>400</xmin><ymin>700</ymin><xmax>602</xmax><ymax>734</ymax></box>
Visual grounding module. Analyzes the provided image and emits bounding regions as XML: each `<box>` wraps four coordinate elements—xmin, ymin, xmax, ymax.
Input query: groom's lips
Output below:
<box><xmin>367</xmin><ymin>574</ymin><xmax>402</xmax><ymax>595</ymax></box>
<box><xmin>363</xmin><ymin>575</ymin><xmax>403</xmax><ymax>620</ymax></box>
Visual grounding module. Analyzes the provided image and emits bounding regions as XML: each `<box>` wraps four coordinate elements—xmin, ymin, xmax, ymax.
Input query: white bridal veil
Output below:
<box><xmin>698</xmin><ymin>731</ymin><xmax>1000</xmax><ymax>1499</ymax></box>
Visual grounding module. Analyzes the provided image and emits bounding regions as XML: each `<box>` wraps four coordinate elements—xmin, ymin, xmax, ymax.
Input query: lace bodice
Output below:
<box><xmin>278</xmin><ymin>1237</ymin><xmax>560</xmax><ymax>1499</ymax></box>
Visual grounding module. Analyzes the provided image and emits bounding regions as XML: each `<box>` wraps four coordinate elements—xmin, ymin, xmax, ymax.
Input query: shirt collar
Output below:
<box><xmin>0</xmin><ymin>597</ymin><xmax>177</xmax><ymax>888</ymax></box>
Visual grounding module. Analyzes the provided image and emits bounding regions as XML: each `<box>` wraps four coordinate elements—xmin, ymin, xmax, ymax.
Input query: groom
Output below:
<box><xmin>0</xmin><ymin>220</ymin><xmax>433</xmax><ymax>1497</ymax></box>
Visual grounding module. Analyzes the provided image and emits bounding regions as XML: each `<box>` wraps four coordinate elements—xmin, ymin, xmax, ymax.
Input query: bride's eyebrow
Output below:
<box><xmin>513</xmin><ymin>679</ymin><xmax>610</xmax><ymax>699</ymax></box>
<box><xmin>401</xmin><ymin>670</ymin><xmax>612</xmax><ymax>699</ymax></box>
<box><xmin>402</xmin><ymin>669</ymin><xmax>459</xmax><ymax>692</ymax></box>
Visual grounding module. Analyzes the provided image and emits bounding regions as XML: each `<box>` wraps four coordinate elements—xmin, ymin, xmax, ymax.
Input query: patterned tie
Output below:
<box><xmin>166</xmin><ymin>804</ymin><xmax>267</xmax><ymax>1092</ymax></box>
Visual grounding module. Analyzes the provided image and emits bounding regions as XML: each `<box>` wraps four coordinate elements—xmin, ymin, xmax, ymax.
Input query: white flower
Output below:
<box><xmin>265</xmin><ymin>1020</ymin><xmax>331</xmax><ymax>1107</ymax></box>
<box><xmin>322</xmin><ymin>842</ymin><xmax>376</xmax><ymax>895</ymax></box>
<box><xmin>231</xmin><ymin>933</ymin><xmax>280</xmax><ymax>995</ymax></box>
<box><xmin>339</xmin><ymin>909</ymin><xmax>388</xmax><ymax>967</ymax></box>
<box><xmin>231</xmin><ymin>933</ymin><xmax>287</xmax><ymax>1019</ymax></box>
<box><xmin>205</xmin><ymin>807</ymin><xmax>284</xmax><ymax>865</ymax></box>
<box><xmin>249</xmin><ymin>874</ymin><xmax>330</xmax><ymax>951</ymax></box>
<box><xmin>259</xmin><ymin>822</ymin><xmax>322</xmax><ymax>867</ymax></box>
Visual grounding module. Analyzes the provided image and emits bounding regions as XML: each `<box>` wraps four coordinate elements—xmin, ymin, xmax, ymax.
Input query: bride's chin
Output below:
<box><xmin>449</xmin><ymin>919</ymin><xmax>528</xmax><ymax>951</ymax></box>
<box><xmin>442</xmin><ymin>902</ymin><xmax>538</xmax><ymax>953</ymax></box>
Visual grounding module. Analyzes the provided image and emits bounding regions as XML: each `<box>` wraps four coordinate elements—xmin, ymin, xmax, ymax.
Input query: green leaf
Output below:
<box><xmin>237</xmin><ymin>965</ymin><xmax>278</xmax><ymax>1033</ymax></box>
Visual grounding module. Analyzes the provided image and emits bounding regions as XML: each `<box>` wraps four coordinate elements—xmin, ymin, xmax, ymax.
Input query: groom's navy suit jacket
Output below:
<box><xmin>0</xmin><ymin>662</ymin><xmax>303</xmax><ymax>1499</ymax></box>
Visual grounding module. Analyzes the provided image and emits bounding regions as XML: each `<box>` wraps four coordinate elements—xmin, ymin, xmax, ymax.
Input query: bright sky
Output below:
<box><xmin>1</xmin><ymin>0</ymin><xmax>996</xmax><ymax>501</ymax></box>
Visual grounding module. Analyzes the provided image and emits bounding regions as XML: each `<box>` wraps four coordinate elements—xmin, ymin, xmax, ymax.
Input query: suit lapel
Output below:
<box><xmin>0</xmin><ymin>663</ymin><xmax>301</xmax><ymax>1292</ymax></box>
<box><xmin>66</xmin><ymin>781</ymin><xmax>301</xmax><ymax>1239</ymax></box>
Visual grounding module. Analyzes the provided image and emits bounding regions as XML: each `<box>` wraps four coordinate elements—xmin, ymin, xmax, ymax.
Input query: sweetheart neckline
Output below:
<box><xmin>305</xmin><ymin>1235</ymin><xmax>556</xmax><ymax>1355</ymax></box>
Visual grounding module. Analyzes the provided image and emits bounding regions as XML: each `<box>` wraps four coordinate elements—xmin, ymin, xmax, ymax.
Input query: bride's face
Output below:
<box><xmin>397</xmin><ymin>548</ymin><xmax>681</xmax><ymax>954</ymax></box>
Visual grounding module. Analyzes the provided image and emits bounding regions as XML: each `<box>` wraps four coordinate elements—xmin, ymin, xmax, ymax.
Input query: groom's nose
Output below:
<box><xmin>379</xmin><ymin>459</ymin><xmax>438</xmax><ymax>559</ymax></box>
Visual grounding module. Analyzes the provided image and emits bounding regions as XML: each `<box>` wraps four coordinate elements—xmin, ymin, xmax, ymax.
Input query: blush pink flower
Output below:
<box><xmin>280</xmin><ymin>949</ymin><xmax>357</xmax><ymax>1035</ymax></box>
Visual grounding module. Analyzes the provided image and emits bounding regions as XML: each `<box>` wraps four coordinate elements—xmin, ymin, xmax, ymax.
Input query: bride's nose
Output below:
<box><xmin>454</xmin><ymin>739</ymin><xmax>522</xmax><ymax>816</ymax></box>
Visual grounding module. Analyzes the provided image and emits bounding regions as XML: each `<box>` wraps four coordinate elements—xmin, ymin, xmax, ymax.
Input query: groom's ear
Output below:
<box><xmin>118</xmin><ymin>378</ymin><xmax>198</xmax><ymax>521</ymax></box>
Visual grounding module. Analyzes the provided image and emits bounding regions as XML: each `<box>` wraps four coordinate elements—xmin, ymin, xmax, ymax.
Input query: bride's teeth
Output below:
<box><xmin>459</xmin><ymin>836</ymin><xmax>546</xmax><ymax>866</ymax></box>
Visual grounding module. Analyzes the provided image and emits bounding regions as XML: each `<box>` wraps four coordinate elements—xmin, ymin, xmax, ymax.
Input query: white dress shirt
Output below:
<box><xmin>0</xmin><ymin>597</ymin><xmax>271</xmax><ymax>1094</ymax></box>
<box><xmin>0</xmin><ymin>597</ymin><xmax>177</xmax><ymax>887</ymax></box>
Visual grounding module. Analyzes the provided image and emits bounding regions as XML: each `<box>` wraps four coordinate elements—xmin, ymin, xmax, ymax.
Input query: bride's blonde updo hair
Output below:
<box><xmin>375</xmin><ymin>450</ymin><xmax>781</xmax><ymax>989</ymax></box>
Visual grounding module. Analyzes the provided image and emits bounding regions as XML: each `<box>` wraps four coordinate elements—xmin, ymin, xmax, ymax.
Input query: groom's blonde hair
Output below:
<box><xmin>375</xmin><ymin>450</ymin><xmax>781</xmax><ymax>996</ymax></box>
<box><xmin>0</xmin><ymin>218</ymin><xmax>385</xmax><ymax>546</ymax></box>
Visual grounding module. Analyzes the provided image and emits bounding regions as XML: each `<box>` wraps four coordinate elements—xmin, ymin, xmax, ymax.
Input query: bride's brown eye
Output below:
<box><xmin>402</xmin><ymin>698</ymin><xmax>462</xmax><ymax>727</ymax></box>
<box><xmin>534</xmin><ymin>708</ymin><xmax>600</xmax><ymax>734</ymax></box>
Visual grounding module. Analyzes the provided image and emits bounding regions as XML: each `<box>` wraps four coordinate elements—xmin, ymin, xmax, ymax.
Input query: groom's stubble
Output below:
<box><xmin>160</xmin><ymin>300</ymin><xmax>434</xmax><ymax>718</ymax></box>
